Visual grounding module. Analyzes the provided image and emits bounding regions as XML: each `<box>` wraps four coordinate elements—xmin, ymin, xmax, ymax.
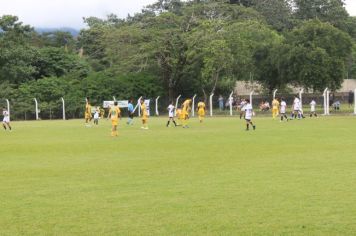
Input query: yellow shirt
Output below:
<box><xmin>182</xmin><ymin>99</ymin><xmax>191</xmax><ymax>114</ymax></box>
<box><xmin>85</xmin><ymin>103</ymin><xmax>91</xmax><ymax>114</ymax></box>
<box><xmin>141</xmin><ymin>103</ymin><xmax>148</xmax><ymax>119</ymax></box>
<box><xmin>109</xmin><ymin>106</ymin><xmax>121</xmax><ymax>121</ymax></box>
<box><xmin>272</xmin><ymin>99</ymin><xmax>280</xmax><ymax>110</ymax></box>
<box><xmin>198</xmin><ymin>102</ymin><xmax>205</xmax><ymax>110</ymax></box>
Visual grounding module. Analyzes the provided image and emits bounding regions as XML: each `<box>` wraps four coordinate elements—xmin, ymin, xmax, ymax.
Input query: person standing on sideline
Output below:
<box><xmin>348</xmin><ymin>90</ymin><xmax>354</xmax><ymax>108</ymax></box>
<box><xmin>243</xmin><ymin>99</ymin><xmax>256</xmax><ymax>131</ymax></box>
<box><xmin>218</xmin><ymin>95</ymin><xmax>224</xmax><ymax>111</ymax></box>
<box><xmin>107</xmin><ymin>102</ymin><xmax>121</xmax><ymax>137</ymax></box>
<box><xmin>127</xmin><ymin>99</ymin><xmax>134</xmax><ymax>125</ymax></box>
<box><xmin>2</xmin><ymin>107</ymin><xmax>11</xmax><ymax>131</ymax></box>
<box><xmin>166</xmin><ymin>102</ymin><xmax>177</xmax><ymax>127</ymax></box>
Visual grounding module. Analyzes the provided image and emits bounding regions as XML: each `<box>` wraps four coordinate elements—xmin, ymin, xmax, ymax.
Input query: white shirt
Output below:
<box><xmin>310</xmin><ymin>101</ymin><xmax>316</xmax><ymax>112</ymax></box>
<box><xmin>94</xmin><ymin>111</ymin><xmax>99</xmax><ymax>119</ymax></box>
<box><xmin>3</xmin><ymin>110</ymin><xmax>9</xmax><ymax>122</ymax></box>
<box><xmin>280</xmin><ymin>101</ymin><xmax>287</xmax><ymax>114</ymax></box>
<box><xmin>168</xmin><ymin>105</ymin><xmax>175</xmax><ymax>117</ymax></box>
<box><xmin>244</xmin><ymin>104</ymin><xmax>253</xmax><ymax>119</ymax></box>
<box><xmin>293</xmin><ymin>98</ymin><xmax>300</xmax><ymax>110</ymax></box>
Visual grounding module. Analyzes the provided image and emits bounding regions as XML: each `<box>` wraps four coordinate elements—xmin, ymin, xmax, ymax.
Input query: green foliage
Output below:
<box><xmin>1</xmin><ymin>0</ymin><xmax>355</xmax><ymax>119</ymax></box>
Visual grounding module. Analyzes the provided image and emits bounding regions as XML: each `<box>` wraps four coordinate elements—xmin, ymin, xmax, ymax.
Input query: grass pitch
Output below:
<box><xmin>1</xmin><ymin>116</ymin><xmax>356</xmax><ymax>235</ymax></box>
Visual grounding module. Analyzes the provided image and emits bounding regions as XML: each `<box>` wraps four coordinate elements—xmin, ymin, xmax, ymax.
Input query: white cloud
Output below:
<box><xmin>0</xmin><ymin>0</ymin><xmax>355</xmax><ymax>29</ymax></box>
<box><xmin>0</xmin><ymin>0</ymin><xmax>157</xmax><ymax>28</ymax></box>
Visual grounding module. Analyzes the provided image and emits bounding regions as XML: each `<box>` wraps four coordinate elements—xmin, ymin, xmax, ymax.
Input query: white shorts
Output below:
<box><xmin>3</xmin><ymin>117</ymin><xmax>10</xmax><ymax>123</ymax></box>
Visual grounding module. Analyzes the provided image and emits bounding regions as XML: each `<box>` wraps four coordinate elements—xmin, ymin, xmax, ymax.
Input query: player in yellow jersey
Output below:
<box><xmin>272</xmin><ymin>98</ymin><xmax>280</xmax><ymax>119</ymax></box>
<box><xmin>140</xmin><ymin>99</ymin><xmax>149</xmax><ymax>130</ymax></box>
<box><xmin>197</xmin><ymin>101</ymin><xmax>206</xmax><ymax>123</ymax></box>
<box><xmin>176</xmin><ymin>108</ymin><xmax>183</xmax><ymax>126</ymax></box>
<box><xmin>107</xmin><ymin>101</ymin><xmax>121</xmax><ymax>137</ymax></box>
<box><xmin>182</xmin><ymin>99</ymin><xmax>192</xmax><ymax>128</ymax></box>
<box><xmin>85</xmin><ymin>97</ymin><xmax>92</xmax><ymax>125</ymax></box>
<box><xmin>100</xmin><ymin>107</ymin><xmax>105</xmax><ymax>119</ymax></box>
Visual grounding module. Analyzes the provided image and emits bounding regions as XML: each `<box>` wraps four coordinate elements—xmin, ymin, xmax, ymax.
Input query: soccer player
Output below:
<box><xmin>140</xmin><ymin>99</ymin><xmax>149</xmax><ymax>130</ymax></box>
<box><xmin>107</xmin><ymin>101</ymin><xmax>121</xmax><ymax>137</ymax></box>
<box><xmin>127</xmin><ymin>99</ymin><xmax>134</xmax><ymax>125</ymax></box>
<box><xmin>2</xmin><ymin>107</ymin><xmax>11</xmax><ymax>131</ymax></box>
<box><xmin>272</xmin><ymin>97</ymin><xmax>280</xmax><ymax>119</ymax></box>
<box><xmin>197</xmin><ymin>100</ymin><xmax>206</xmax><ymax>123</ymax></box>
<box><xmin>182</xmin><ymin>99</ymin><xmax>192</xmax><ymax>128</ymax></box>
<box><xmin>85</xmin><ymin>97</ymin><xmax>92</xmax><ymax>125</ymax></box>
<box><xmin>310</xmin><ymin>99</ymin><xmax>318</xmax><ymax>117</ymax></box>
<box><xmin>291</xmin><ymin>95</ymin><xmax>300</xmax><ymax>119</ymax></box>
<box><xmin>166</xmin><ymin>102</ymin><xmax>177</xmax><ymax>127</ymax></box>
<box><xmin>243</xmin><ymin>99</ymin><xmax>256</xmax><ymax>131</ymax></box>
<box><xmin>280</xmin><ymin>98</ymin><xmax>288</xmax><ymax>122</ymax></box>
<box><xmin>176</xmin><ymin>108</ymin><xmax>183</xmax><ymax>126</ymax></box>
<box><xmin>93</xmin><ymin>107</ymin><xmax>100</xmax><ymax>125</ymax></box>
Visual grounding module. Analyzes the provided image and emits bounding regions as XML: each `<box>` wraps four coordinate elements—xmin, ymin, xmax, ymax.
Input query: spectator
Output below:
<box><xmin>218</xmin><ymin>95</ymin><xmax>224</xmax><ymax>111</ymax></box>
<box><xmin>348</xmin><ymin>90</ymin><xmax>354</xmax><ymax>108</ymax></box>
<box><xmin>333</xmin><ymin>101</ymin><xmax>340</xmax><ymax>111</ymax></box>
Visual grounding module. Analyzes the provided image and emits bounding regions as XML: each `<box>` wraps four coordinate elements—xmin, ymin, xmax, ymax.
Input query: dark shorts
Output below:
<box><xmin>245</xmin><ymin>118</ymin><xmax>251</xmax><ymax>122</ymax></box>
<box><xmin>129</xmin><ymin>113</ymin><xmax>134</xmax><ymax>119</ymax></box>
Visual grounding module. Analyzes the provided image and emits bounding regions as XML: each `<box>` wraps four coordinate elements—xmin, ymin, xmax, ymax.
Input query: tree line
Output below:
<box><xmin>0</xmin><ymin>0</ymin><xmax>356</xmax><ymax>119</ymax></box>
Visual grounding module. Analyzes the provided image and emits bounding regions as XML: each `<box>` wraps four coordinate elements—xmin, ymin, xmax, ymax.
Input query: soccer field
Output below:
<box><xmin>1</xmin><ymin>116</ymin><xmax>356</xmax><ymax>235</ymax></box>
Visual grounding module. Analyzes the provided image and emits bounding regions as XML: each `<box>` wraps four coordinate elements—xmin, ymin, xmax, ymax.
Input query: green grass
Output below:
<box><xmin>1</xmin><ymin>116</ymin><xmax>356</xmax><ymax>235</ymax></box>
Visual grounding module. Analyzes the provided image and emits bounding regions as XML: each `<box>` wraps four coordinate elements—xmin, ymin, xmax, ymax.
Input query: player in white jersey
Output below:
<box><xmin>280</xmin><ymin>98</ymin><xmax>288</xmax><ymax>122</ymax></box>
<box><xmin>2</xmin><ymin>107</ymin><xmax>11</xmax><ymax>131</ymax></box>
<box><xmin>243</xmin><ymin>99</ymin><xmax>256</xmax><ymax>131</ymax></box>
<box><xmin>239</xmin><ymin>99</ymin><xmax>247</xmax><ymax>119</ymax></box>
<box><xmin>291</xmin><ymin>95</ymin><xmax>301</xmax><ymax>119</ymax></box>
<box><xmin>166</xmin><ymin>102</ymin><xmax>177</xmax><ymax>127</ymax></box>
<box><xmin>93</xmin><ymin>107</ymin><xmax>100</xmax><ymax>125</ymax></box>
<box><xmin>310</xmin><ymin>99</ymin><xmax>318</xmax><ymax>117</ymax></box>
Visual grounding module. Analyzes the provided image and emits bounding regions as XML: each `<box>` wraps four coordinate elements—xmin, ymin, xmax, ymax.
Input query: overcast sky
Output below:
<box><xmin>1</xmin><ymin>0</ymin><xmax>355</xmax><ymax>29</ymax></box>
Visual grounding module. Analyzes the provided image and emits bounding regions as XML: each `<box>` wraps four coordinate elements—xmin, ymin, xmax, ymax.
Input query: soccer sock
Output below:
<box><xmin>246</xmin><ymin>123</ymin><xmax>249</xmax><ymax>130</ymax></box>
<box><xmin>284</xmin><ymin>115</ymin><xmax>288</xmax><ymax>120</ymax></box>
<box><xmin>173</xmin><ymin>120</ymin><xmax>177</xmax><ymax>126</ymax></box>
<box><xmin>8</xmin><ymin>125</ymin><xmax>11</xmax><ymax>130</ymax></box>
<box><xmin>281</xmin><ymin>116</ymin><xmax>283</xmax><ymax>121</ymax></box>
<box><xmin>3</xmin><ymin>124</ymin><xmax>6</xmax><ymax>130</ymax></box>
<box><xmin>167</xmin><ymin>121</ymin><xmax>170</xmax><ymax>127</ymax></box>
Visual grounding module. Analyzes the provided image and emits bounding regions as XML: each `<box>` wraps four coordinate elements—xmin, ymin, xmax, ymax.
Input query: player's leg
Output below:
<box><xmin>250</xmin><ymin>120</ymin><xmax>256</xmax><ymax>130</ymax></box>
<box><xmin>166</xmin><ymin>118</ymin><xmax>171</xmax><ymax>127</ymax></box>
<box><xmin>3</xmin><ymin>121</ymin><xmax>7</xmax><ymax>130</ymax></box>
<box><xmin>7</xmin><ymin>122</ymin><xmax>11</xmax><ymax>130</ymax></box>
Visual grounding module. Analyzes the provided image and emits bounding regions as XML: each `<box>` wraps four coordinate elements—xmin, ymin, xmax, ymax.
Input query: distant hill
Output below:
<box><xmin>35</xmin><ymin>27</ymin><xmax>80</xmax><ymax>36</ymax></box>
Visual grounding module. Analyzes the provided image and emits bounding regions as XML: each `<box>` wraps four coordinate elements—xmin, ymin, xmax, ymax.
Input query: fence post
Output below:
<box><xmin>326</xmin><ymin>90</ymin><xmax>330</xmax><ymax>115</ymax></box>
<box><xmin>273</xmin><ymin>89</ymin><xmax>278</xmax><ymax>100</ymax></box>
<box><xmin>354</xmin><ymin>89</ymin><xmax>356</xmax><ymax>115</ymax></box>
<box><xmin>155</xmin><ymin>96</ymin><xmax>160</xmax><ymax>116</ymax></box>
<box><xmin>192</xmin><ymin>94</ymin><xmax>197</xmax><ymax>117</ymax></box>
<box><xmin>34</xmin><ymin>98</ymin><xmax>39</xmax><ymax>120</ymax></box>
<box><xmin>61</xmin><ymin>97</ymin><xmax>65</xmax><ymax>120</ymax></box>
<box><xmin>174</xmin><ymin>95</ymin><xmax>182</xmax><ymax>116</ymax></box>
<box><xmin>250</xmin><ymin>91</ymin><xmax>254</xmax><ymax>107</ymax></box>
<box><xmin>5</xmin><ymin>99</ymin><xmax>10</xmax><ymax>120</ymax></box>
<box><xmin>209</xmin><ymin>93</ymin><xmax>214</xmax><ymax>117</ymax></box>
<box><xmin>323</xmin><ymin>88</ymin><xmax>328</xmax><ymax>115</ymax></box>
<box><xmin>299</xmin><ymin>89</ymin><xmax>304</xmax><ymax>112</ymax></box>
<box><xmin>229</xmin><ymin>91</ymin><xmax>234</xmax><ymax>116</ymax></box>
